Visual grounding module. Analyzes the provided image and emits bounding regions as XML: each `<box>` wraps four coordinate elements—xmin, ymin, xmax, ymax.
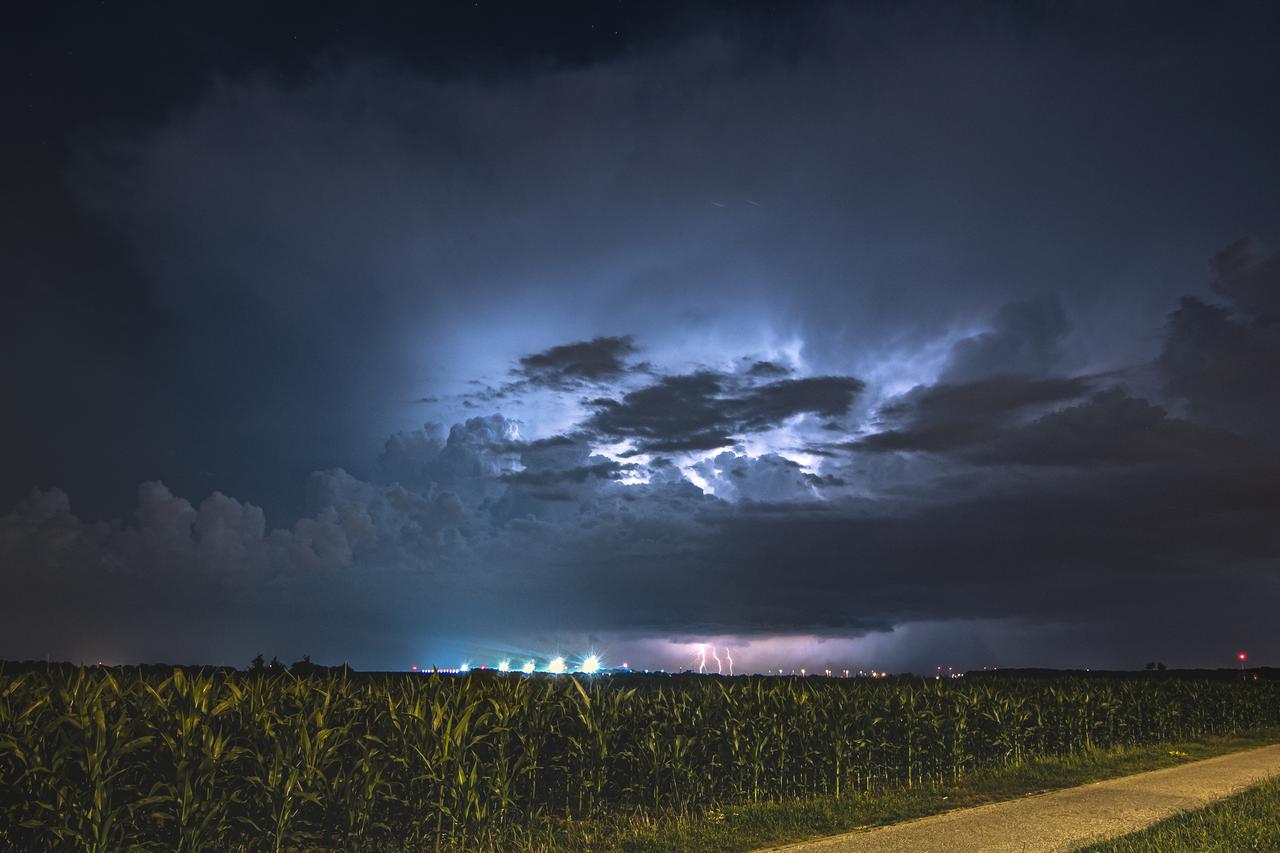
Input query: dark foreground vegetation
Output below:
<box><xmin>2</xmin><ymin>665</ymin><xmax>1278</xmax><ymax>851</ymax></box>
<box><xmin>1082</xmin><ymin>773</ymin><xmax>1280</xmax><ymax>852</ymax></box>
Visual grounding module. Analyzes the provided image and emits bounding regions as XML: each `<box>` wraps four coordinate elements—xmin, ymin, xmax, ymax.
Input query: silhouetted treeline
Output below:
<box><xmin>2</xmin><ymin>659</ymin><xmax>1276</xmax><ymax>681</ymax></box>
<box><xmin>969</xmin><ymin>667</ymin><xmax>1279</xmax><ymax>681</ymax></box>
<box><xmin>0</xmin><ymin>658</ymin><xmax>353</xmax><ymax>677</ymax></box>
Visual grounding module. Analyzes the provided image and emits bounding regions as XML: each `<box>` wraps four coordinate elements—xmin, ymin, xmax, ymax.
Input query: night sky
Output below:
<box><xmin>3</xmin><ymin>1</ymin><xmax>1279</xmax><ymax>673</ymax></box>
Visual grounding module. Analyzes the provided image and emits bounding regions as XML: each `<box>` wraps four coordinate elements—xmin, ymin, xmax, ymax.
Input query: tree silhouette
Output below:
<box><xmin>291</xmin><ymin>655</ymin><xmax>318</xmax><ymax>676</ymax></box>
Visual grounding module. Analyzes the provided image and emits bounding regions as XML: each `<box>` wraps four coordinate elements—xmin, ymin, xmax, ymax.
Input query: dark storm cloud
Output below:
<box><xmin>501</xmin><ymin>461</ymin><xmax>633</xmax><ymax>487</ymax></box>
<box><xmin>745</xmin><ymin>360</ymin><xmax>792</xmax><ymax>378</ymax></box>
<box><xmin>853</xmin><ymin>375</ymin><xmax>1094</xmax><ymax>453</ymax></box>
<box><xmin>37</xmin><ymin>0</ymin><xmax>1277</xmax><ymax>525</ymax></box>
<box><xmin>7</xmin><ymin>241</ymin><xmax>1280</xmax><ymax>666</ymax></box>
<box><xmin>941</xmin><ymin>296</ymin><xmax>1070</xmax><ymax>383</ymax></box>
<box><xmin>5</xmin><ymin>2</ymin><xmax>1280</xmax><ymax>670</ymax></box>
<box><xmin>1211</xmin><ymin>236</ymin><xmax>1280</xmax><ymax>318</ymax></box>
<box><xmin>587</xmin><ymin>373</ymin><xmax>737</xmax><ymax>453</ymax></box>
<box><xmin>968</xmin><ymin>389</ymin><xmax>1264</xmax><ymax>468</ymax></box>
<box><xmin>4</xmin><ymin>307</ymin><xmax>1280</xmax><ymax>668</ymax></box>
<box><xmin>853</xmin><ymin>373</ymin><xmax>1259</xmax><ymax>470</ymax></box>
<box><xmin>515</xmin><ymin>335</ymin><xmax>639</xmax><ymax>389</ymax></box>
<box><xmin>804</xmin><ymin>473</ymin><xmax>847</xmax><ymax>488</ymax></box>
<box><xmin>671</xmin><ymin>461</ymin><xmax>1280</xmax><ymax>635</ymax></box>
<box><xmin>586</xmin><ymin>372</ymin><xmax>864</xmax><ymax>453</ymax></box>
<box><xmin>1160</xmin><ymin>238</ymin><xmax>1280</xmax><ymax>440</ymax></box>
<box><xmin>743</xmin><ymin>377</ymin><xmax>866</xmax><ymax>429</ymax></box>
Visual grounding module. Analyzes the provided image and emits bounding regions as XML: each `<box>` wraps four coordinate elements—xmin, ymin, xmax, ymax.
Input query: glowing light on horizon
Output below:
<box><xmin>497</xmin><ymin>660</ymin><xmax>510</xmax><ymax>672</ymax></box>
<box><xmin>459</xmin><ymin>662</ymin><xmax>470</xmax><ymax>673</ymax></box>
<box><xmin>580</xmin><ymin>654</ymin><xmax>601</xmax><ymax>674</ymax></box>
<box><xmin>522</xmin><ymin>660</ymin><xmax>536</xmax><ymax>674</ymax></box>
<box><xmin>548</xmin><ymin>656</ymin><xmax>566</xmax><ymax>674</ymax></box>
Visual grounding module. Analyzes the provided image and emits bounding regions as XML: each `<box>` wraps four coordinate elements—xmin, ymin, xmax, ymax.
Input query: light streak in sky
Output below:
<box><xmin>693</xmin><ymin>642</ymin><xmax>733</xmax><ymax>675</ymax></box>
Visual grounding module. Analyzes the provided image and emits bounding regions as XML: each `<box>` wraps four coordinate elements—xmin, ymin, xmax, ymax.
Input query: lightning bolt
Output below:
<box><xmin>710</xmin><ymin>645</ymin><xmax>723</xmax><ymax>675</ymax></box>
<box><xmin>696</xmin><ymin>644</ymin><xmax>707</xmax><ymax>674</ymax></box>
<box><xmin>726</xmin><ymin>648</ymin><xmax>734</xmax><ymax>676</ymax></box>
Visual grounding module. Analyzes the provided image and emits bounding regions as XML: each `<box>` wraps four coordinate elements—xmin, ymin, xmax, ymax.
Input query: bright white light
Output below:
<box><xmin>682</xmin><ymin>464</ymin><xmax>714</xmax><ymax>495</ymax></box>
<box><xmin>459</xmin><ymin>662</ymin><xmax>470</xmax><ymax>673</ymax></box>
<box><xmin>580</xmin><ymin>654</ymin><xmax>601</xmax><ymax>674</ymax></box>
<box><xmin>497</xmin><ymin>660</ymin><xmax>510</xmax><ymax>672</ymax></box>
<box><xmin>521</xmin><ymin>660</ymin><xmax>536</xmax><ymax>675</ymax></box>
<box><xmin>590</xmin><ymin>440</ymin><xmax>653</xmax><ymax>485</ymax></box>
<box><xmin>548</xmin><ymin>656</ymin><xmax>566</xmax><ymax>675</ymax></box>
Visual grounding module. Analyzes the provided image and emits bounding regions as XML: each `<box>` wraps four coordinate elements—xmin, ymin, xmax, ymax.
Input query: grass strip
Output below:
<box><xmin>1076</xmin><ymin>774</ymin><xmax>1280</xmax><ymax>852</ymax></box>
<box><xmin>527</xmin><ymin>729</ymin><xmax>1280</xmax><ymax>852</ymax></box>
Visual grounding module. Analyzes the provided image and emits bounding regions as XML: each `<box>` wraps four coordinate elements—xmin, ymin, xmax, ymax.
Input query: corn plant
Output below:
<box><xmin>3</xmin><ymin>664</ymin><xmax>1280</xmax><ymax>850</ymax></box>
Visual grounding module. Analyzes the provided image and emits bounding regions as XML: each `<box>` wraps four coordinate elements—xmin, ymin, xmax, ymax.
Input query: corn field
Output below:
<box><xmin>2</xmin><ymin>667</ymin><xmax>1277</xmax><ymax>851</ymax></box>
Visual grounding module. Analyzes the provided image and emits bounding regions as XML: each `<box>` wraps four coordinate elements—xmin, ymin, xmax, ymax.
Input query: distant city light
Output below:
<box><xmin>459</xmin><ymin>662</ymin><xmax>470</xmax><ymax>673</ymax></box>
<box><xmin>497</xmin><ymin>660</ymin><xmax>510</xmax><ymax>672</ymax></box>
<box><xmin>522</xmin><ymin>659</ymin><xmax>536</xmax><ymax>674</ymax></box>
<box><xmin>548</xmin><ymin>656</ymin><xmax>566</xmax><ymax>674</ymax></box>
<box><xmin>580</xmin><ymin>654</ymin><xmax>601</xmax><ymax>674</ymax></box>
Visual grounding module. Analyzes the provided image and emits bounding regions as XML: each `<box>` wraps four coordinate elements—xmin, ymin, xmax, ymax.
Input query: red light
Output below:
<box><xmin>1238</xmin><ymin>652</ymin><xmax>1248</xmax><ymax>661</ymax></box>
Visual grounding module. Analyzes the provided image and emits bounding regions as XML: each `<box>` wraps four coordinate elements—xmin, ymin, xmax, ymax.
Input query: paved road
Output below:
<box><xmin>763</xmin><ymin>743</ymin><xmax>1280</xmax><ymax>853</ymax></box>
